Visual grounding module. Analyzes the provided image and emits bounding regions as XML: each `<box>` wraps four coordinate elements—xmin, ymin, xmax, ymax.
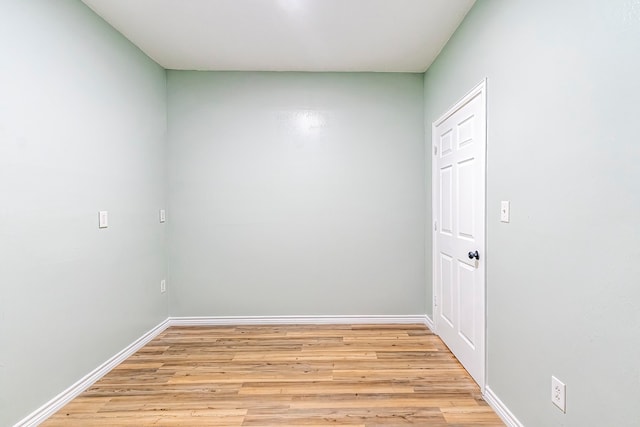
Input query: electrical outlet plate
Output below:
<box><xmin>551</xmin><ymin>376</ymin><xmax>566</xmax><ymax>412</ymax></box>
<box><xmin>159</xmin><ymin>209</ymin><xmax>166</xmax><ymax>223</ymax></box>
<box><xmin>160</xmin><ymin>279</ymin><xmax>166</xmax><ymax>293</ymax></box>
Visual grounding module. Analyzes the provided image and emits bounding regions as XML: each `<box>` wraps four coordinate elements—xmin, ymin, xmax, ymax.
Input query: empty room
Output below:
<box><xmin>1</xmin><ymin>0</ymin><xmax>639</xmax><ymax>426</ymax></box>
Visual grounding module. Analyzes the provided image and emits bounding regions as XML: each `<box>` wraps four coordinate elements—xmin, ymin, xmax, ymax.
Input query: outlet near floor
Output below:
<box><xmin>551</xmin><ymin>376</ymin><xmax>566</xmax><ymax>412</ymax></box>
<box><xmin>160</xmin><ymin>279</ymin><xmax>166</xmax><ymax>293</ymax></box>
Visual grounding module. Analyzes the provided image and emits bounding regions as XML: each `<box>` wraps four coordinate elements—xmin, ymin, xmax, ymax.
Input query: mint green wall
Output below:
<box><xmin>424</xmin><ymin>0</ymin><xmax>640</xmax><ymax>425</ymax></box>
<box><xmin>0</xmin><ymin>1</ymin><xmax>168</xmax><ymax>425</ymax></box>
<box><xmin>167</xmin><ymin>72</ymin><xmax>426</xmax><ymax>317</ymax></box>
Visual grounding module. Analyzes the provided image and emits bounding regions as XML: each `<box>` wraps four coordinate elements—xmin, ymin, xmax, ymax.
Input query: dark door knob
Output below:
<box><xmin>468</xmin><ymin>251</ymin><xmax>479</xmax><ymax>260</ymax></box>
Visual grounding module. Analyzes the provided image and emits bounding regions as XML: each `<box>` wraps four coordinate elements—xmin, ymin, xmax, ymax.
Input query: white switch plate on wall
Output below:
<box><xmin>551</xmin><ymin>376</ymin><xmax>566</xmax><ymax>412</ymax></box>
<box><xmin>160</xmin><ymin>279</ymin><xmax>166</xmax><ymax>293</ymax></box>
<box><xmin>500</xmin><ymin>201</ymin><xmax>510</xmax><ymax>222</ymax></box>
<box><xmin>98</xmin><ymin>211</ymin><xmax>108</xmax><ymax>228</ymax></box>
<box><xmin>159</xmin><ymin>209</ymin><xmax>166</xmax><ymax>223</ymax></box>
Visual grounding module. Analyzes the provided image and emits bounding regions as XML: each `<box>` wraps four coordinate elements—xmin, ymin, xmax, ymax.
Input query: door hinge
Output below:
<box><xmin>433</xmin><ymin>145</ymin><xmax>438</xmax><ymax>156</ymax></box>
<box><xmin>434</xmin><ymin>295</ymin><xmax>438</xmax><ymax>308</ymax></box>
<box><xmin>434</xmin><ymin>220</ymin><xmax>437</xmax><ymax>231</ymax></box>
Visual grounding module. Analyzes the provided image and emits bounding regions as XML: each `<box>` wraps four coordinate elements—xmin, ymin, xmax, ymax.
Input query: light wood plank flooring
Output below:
<box><xmin>43</xmin><ymin>324</ymin><xmax>504</xmax><ymax>426</ymax></box>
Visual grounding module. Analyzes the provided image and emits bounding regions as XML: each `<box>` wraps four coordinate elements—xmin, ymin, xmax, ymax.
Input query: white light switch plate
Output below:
<box><xmin>500</xmin><ymin>201</ymin><xmax>510</xmax><ymax>223</ymax></box>
<box><xmin>159</xmin><ymin>209</ymin><xmax>166</xmax><ymax>223</ymax></box>
<box><xmin>98</xmin><ymin>211</ymin><xmax>108</xmax><ymax>228</ymax></box>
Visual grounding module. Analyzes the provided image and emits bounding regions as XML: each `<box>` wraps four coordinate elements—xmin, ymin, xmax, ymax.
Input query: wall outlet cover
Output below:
<box><xmin>551</xmin><ymin>375</ymin><xmax>566</xmax><ymax>412</ymax></box>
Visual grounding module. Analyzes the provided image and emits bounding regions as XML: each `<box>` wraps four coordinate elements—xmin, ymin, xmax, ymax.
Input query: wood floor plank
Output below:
<box><xmin>42</xmin><ymin>324</ymin><xmax>504</xmax><ymax>426</ymax></box>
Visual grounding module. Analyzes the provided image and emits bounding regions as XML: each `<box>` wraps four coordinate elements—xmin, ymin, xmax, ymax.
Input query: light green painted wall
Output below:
<box><xmin>424</xmin><ymin>0</ymin><xmax>640</xmax><ymax>425</ymax></box>
<box><xmin>0</xmin><ymin>1</ymin><xmax>168</xmax><ymax>425</ymax></box>
<box><xmin>167</xmin><ymin>72</ymin><xmax>426</xmax><ymax>316</ymax></box>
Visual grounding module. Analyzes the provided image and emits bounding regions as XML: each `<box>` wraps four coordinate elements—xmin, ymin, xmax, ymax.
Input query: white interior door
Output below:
<box><xmin>432</xmin><ymin>80</ymin><xmax>486</xmax><ymax>388</ymax></box>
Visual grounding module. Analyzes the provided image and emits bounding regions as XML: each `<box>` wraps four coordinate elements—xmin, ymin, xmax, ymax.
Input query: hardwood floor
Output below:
<box><xmin>43</xmin><ymin>324</ymin><xmax>504</xmax><ymax>426</ymax></box>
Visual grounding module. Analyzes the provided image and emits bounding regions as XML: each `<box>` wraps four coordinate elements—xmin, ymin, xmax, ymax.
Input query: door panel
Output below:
<box><xmin>433</xmin><ymin>80</ymin><xmax>486</xmax><ymax>388</ymax></box>
<box><xmin>440</xmin><ymin>129</ymin><xmax>453</xmax><ymax>156</ymax></box>
<box><xmin>457</xmin><ymin>158</ymin><xmax>475</xmax><ymax>239</ymax></box>
<box><xmin>440</xmin><ymin>166</ymin><xmax>453</xmax><ymax>235</ymax></box>
<box><xmin>458</xmin><ymin>260</ymin><xmax>476</xmax><ymax>347</ymax></box>
<box><xmin>457</xmin><ymin>115</ymin><xmax>475</xmax><ymax>148</ymax></box>
<box><xmin>440</xmin><ymin>253</ymin><xmax>454</xmax><ymax>326</ymax></box>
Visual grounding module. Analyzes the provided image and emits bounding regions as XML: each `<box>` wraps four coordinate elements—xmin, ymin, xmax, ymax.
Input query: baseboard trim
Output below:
<box><xmin>14</xmin><ymin>318</ymin><xmax>171</xmax><ymax>427</ymax></box>
<box><xmin>423</xmin><ymin>314</ymin><xmax>435</xmax><ymax>332</ymax></box>
<box><xmin>168</xmin><ymin>315</ymin><xmax>428</xmax><ymax>326</ymax></box>
<box><xmin>484</xmin><ymin>386</ymin><xmax>524</xmax><ymax>427</ymax></box>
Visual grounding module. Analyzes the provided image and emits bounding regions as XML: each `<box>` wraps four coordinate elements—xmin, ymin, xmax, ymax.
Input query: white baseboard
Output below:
<box><xmin>484</xmin><ymin>386</ymin><xmax>524</xmax><ymax>427</ymax></box>
<box><xmin>14</xmin><ymin>318</ymin><xmax>171</xmax><ymax>427</ymax></box>
<box><xmin>423</xmin><ymin>314</ymin><xmax>435</xmax><ymax>332</ymax></box>
<box><xmin>168</xmin><ymin>314</ymin><xmax>428</xmax><ymax>326</ymax></box>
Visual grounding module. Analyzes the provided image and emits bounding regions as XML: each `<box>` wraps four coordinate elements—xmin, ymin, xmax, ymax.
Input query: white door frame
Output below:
<box><xmin>431</xmin><ymin>78</ymin><xmax>487</xmax><ymax>390</ymax></box>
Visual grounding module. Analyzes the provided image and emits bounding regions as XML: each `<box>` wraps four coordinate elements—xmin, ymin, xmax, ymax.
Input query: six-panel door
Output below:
<box><xmin>433</xmin><ymin>82</ymin><xmax>486</xmax><ymax>388</ymax></box>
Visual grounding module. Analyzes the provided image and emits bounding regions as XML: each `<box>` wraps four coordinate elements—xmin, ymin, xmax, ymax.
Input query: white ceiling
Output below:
<box><xmin>81</xmin><ymin>0</ymin><xmax>476</xmax><ymax>73</ymax></box>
